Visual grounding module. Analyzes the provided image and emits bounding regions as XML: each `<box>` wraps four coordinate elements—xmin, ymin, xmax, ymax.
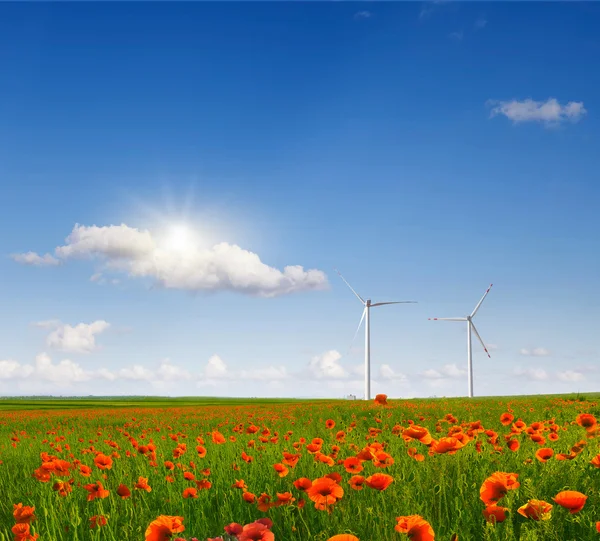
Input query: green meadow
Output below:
<box><xmin>1</xmin><ymin>394</ymin><xmax>599</xmax><ymax>541</ymax></box>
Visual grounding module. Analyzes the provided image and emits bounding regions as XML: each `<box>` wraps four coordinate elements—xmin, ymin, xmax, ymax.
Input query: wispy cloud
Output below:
<box><xmin>419</xmin><ymin>0</ymin><xmax>451</xmax><ymax>20</ymax></box>
<box><xmin>475</xmin><ymin>17</ymin><xmax>487</xmax><ymax>29</ymax></box>
<box><xmin>519</xmin><ymin>347</ymin><xmax>551</xmax><ymax>357</ymax></box>
<box><xmin>354</xmin><ymin>11</ymin><xmax>371</xmax><ymax>20</ymax></box>
<box><xmin>379</xmin><ymin>364</ymin><xmax>408</xmax><ymax>382</ymax></box>
<box><xmin>10</xmin><ymin>252</ymin><xmax>60</xmax><ymax>266</ymax></box>
<box><xmin>448</xmin><ymin>31</ymin><xmax>463</xmax><ymax>41</ymax></box>
<box><xmin>557</xmin><ymin>370</ymin><xmax>584</xmax><ymax>382</ymax></box>
<box><xmin>488</xmin><ymin>98</ymin><xmax>587</xmax><ymax>126</ymax></box>
<box><xmin>512</xmin><ymin>367</ymin><xmax>587</xmax><ymax>384</ymax></box>
<box><xmin>513</xmin><ymin>367</ymin><xmax>549</xmax><ymax>381</ymax></box>
<box><xmin>421</xmin><ymin>363</ymin><xmax>466</xmax><ymax>380</ymax></box>
<box><xmin>419</xmin><ymin>5</ymin><xmax>435</xmax><ymax>20</ymax></box>
<box><xmin>202</xmin><ymin>354</ymin><xmax>290</xmax><ymax>382</ymax></box>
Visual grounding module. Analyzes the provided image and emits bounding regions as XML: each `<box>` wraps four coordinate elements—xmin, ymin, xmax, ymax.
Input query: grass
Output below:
<box><xmin>0</xmin><ymin>393</ymin><xmax>599</xmax><ymax>540</ymax></box>
<box><xmin>0</xmin><ymin>396</ymin><xmax>321</xmax><ymax>411</ymax></box>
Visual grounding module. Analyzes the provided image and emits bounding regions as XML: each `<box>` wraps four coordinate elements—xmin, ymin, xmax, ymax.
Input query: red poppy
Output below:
<box><xmin>482</xmin><ymin>505</ymin><xmax>509</xmax><ymax>523</ymax></box>
<box><xmin>145</xmin><ymin>515</ymin><xmax>185</xmax><ymax>541</ymax></box>
<box><xmin>365</xmin><ymin>473</ymin><xmax>394</xmax><ymax>491</ymax></box>
<box><xmin>517</xmin><ymin>499</ymin><xmax>553</xmax><ymax>520</ymax></box>
<box><xmin>394</xmin><ymin>515</ymin><xmax>435</xmax><ymax>541</ymax></box>
<box><xmin>307</xmin><ymin>477</ymin><xmax>344</xmax><ymax>510</ymax></box>
<box><xmin>552</xmin><ymin>490</ymin><xmax>587</xmax><ymax>514</ymax></box>
<box><xmin>13</xmin><ymin>504</ymin><xmax>36</xmax><ymax>524</ymax></box>
<box><xmin>116</xmin><ymin>484</ymin><xmax>131</xmax><ymax>499</ymax></box>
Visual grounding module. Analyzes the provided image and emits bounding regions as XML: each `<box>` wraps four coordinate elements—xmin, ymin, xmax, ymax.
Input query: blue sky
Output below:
<box><xmin>1</xmin><ymin>2</ymin><xmax>599</xmax><ymax>398</ymax></box>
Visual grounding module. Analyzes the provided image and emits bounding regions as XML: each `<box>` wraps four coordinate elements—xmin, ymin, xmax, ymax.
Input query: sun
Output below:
<box><xmin>165</xmin><ymin>224</ymin><xmax>195</xmax><ymax>252</ymax></box>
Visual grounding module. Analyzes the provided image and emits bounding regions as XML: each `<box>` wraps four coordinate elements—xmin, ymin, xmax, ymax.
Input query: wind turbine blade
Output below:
<box><xmin>349</xmin><ymin>307</ymin><xmax>367</xmax><ymax>351</ymax></box>
<box><xmin>370</xmin><ymin>301</ymin><xmax>417</xmax><ymax>307</ymax></box>
<box><xmin>428</xmin><ymin>317</ymin><xmax>467</xmax><ymax>321</ymax></box>
<box><xmin>334</xmin><ymin>268</ymin><xmax>365</xmax><ymax>304</ymax></box>
<box><xmin>471</xmin><ymin>284</ymin><xmax>493</xmax><ymax>318</ymax></box>
<box><xmin>470</xmin><ymin>322</ymin><xmax>491</xmax><ymax>358</ymax></box>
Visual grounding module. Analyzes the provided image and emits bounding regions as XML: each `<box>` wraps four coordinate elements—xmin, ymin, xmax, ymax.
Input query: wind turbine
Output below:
<box><xmin>428</xmin><ymin>284</ymin><xmax>493</xmax><ymax>398</ymax></box>
<box><xmin>335</xmin><ymin>269</ymin><xmax>417</xmax><ymax>401</ymax></box>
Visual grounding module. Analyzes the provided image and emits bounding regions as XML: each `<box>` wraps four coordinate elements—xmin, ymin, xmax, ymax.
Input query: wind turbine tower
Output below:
<box><xmin>335</xmin><ymin>270</ymin><xmax>417</xmax><ymax>401</ymax></box>
<box><xmin>429</xmin><ymin>284</ymin><xmax>493</xmax><ymax>398</ymax></box>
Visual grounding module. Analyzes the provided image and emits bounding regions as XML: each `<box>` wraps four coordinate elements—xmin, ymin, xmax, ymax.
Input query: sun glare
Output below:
<box><xmin>165</xmin><ymin>224</ymin><xmax>195</xmax><ymax>252</ymax></box>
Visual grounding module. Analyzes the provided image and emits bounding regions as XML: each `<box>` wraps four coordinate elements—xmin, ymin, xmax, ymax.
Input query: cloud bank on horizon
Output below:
<box><xmin>0</xmin><ymin>318</ymin><xmax>588</xmax><ymax>398</ymax></box>
<box><xmin>0</xmin><ymin>345</ymin><xmax>589</xmax><ymax>398</ymax></box>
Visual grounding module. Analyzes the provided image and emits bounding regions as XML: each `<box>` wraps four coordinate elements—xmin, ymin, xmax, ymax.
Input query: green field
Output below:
<box><xmin>0</xmin><ymin>396</ymin><xmax>321</xmax><ymax>411</ymax></box>
<box><xmin>1</xmin><ymin>393</ymin><xmax>599</xmax><ymax>540</ymax></box>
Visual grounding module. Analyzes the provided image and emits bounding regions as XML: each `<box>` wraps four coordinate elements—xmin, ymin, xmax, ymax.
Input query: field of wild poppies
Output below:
<box><xmin>1</xmin><ymin>394</ymin><xmax>600</xmax><ymax>541</ymax></box>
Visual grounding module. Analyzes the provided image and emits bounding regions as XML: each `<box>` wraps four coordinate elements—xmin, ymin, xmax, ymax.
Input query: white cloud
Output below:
<box><xmin>421</xmin><ymin>363</ymin><xmax>465</xmax><ymax>379</ymax></box>
<box><xmin>308</xmin><ymin>350</ymin><xmax>348</xmax><ymax>379</ymax></box>
<box><xmin>449</xmin><ymin>31</ymin><xmax>463</xmax><ymax>41</ymax></box>
<box><xmin>55</xmin><ymin>223</ymin><xmax>156</xmax><ymax>260</ymax></box>
<box><xmin>557</xmin><ymin>370</ymin><xmax>584</xmax><ymax>382</ymax></box>
<box><xmin>240</xmin><ymin>366</ymin><xmax>289</xmax><ymax>381</ymax></box>
<box><xmin>156</xmin><ymin>358</ymin><xmax>191</xmax><ymax>381</ymax></box>
<box><xmin>1</xmin><ymin>352</ymin><xmax>295</xmax><ymax>394</ymax></box>
<box><xmin>199</xmin><ymin>355</ymin><xmax>292</xmax><ymax>384</ymax></box>
<box><xmin>204</xmin><ymin>354</ymin><xmax>229</xmax><ymax>379</ymax></box>
<box><xmin>354</xmin><ymin>11</ymin><xmax>371</xmax><ymax>19</ymax></box>
<box><xmin>1</xmin><ymin>353</ymin><xmax>99</xmax><ymax>388</ymax></box>
<box><xmin>78</xmin><ymin>358</ymin><xmax>190</xmax><ymax>384</ymax></box>
<box><xmin>520</xmin><ymin>347</ymin><xmax>551</xmax><ymax>357</ymax></box>
<box><xmin>441</xmin><ymin>363</ymin><xmax>465</xmax><ymax>378</ymax></box>
<box><xmin>0</xmin><ymin>354</ymin><xmax>197</xmax><ymax>391</ymax></box>
<box><xmin>90</xmin><ymin>273</ymin><xmax>110</xmax><ymax>285</ymax></box>
<box><xmin>380</xmin><ymin>364</ymin><xmax>408</xmax><ymax>382</ymax></box>
<box><xmin>33</xmin><ymin>319</ymin><xmax>62</xmax><ymax>329</ymax></box>
<box><xmin>8</xmin><ymin>348</ymin><xmax>594</xmax><ymax>397</ymax></box>
<box><xmin>33</xmin><ymin>352</ymin><xmax>90</xmax><ymax>384</ymax></box>
<box><xmin>422</xmin><ymin>368</ymin><xmax>443</xmax><ymax>379</ymax></box>
<box><xmin>117</xmin><ymin>364</ymin><xmax>155</xmax><ymax>381</ymax></box>
<box><xmin>513</xmin><ymin>367</ymin><xmax>549</xmax><ymax>381</ymax></box>
<box><xmin>10</xmin><ymin>252</ymin><xmax>60</xmax><ymax>266</ymax></box>
<box><xmin>97</xmin><ymin>367</ymin><xmax>117</xmax><ymax>381</ymax></box>
<box><xmin>488</xmin><ymin>98</ymin><xmax>587</xmax><ymax>125</ymax></box>
<box><xmin>15</xmin><ymin>223</ymin><xmax>328</xmax><ymax>298</ymax></box>
<box><xmin>43</xmin><ymin>320</ymin><xmax>110</xmax><ymax>354</ymax></box>
<box><xmin>0</xmin><ymin>359</ymin><xmax>34</xmax><ymax>379</ymax></box>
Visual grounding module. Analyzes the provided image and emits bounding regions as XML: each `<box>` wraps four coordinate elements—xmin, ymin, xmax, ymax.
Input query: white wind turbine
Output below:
<box><xmin>336</xmin><ymin>269</ymin><xmax>417</xmax><ymax>401</ymax></box>
<box><xmin>429</xmin><ymin>284</ymin><xmax>493</xmax><ymax>398</ymax></box>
